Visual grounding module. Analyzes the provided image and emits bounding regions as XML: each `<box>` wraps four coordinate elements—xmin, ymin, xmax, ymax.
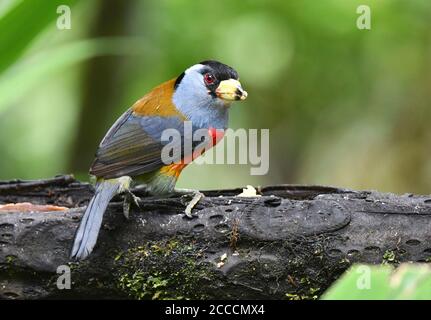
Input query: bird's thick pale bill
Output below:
<box><xmin>215</xmin><ymin>79</ymin><xmax>248</xmax><ymax>101</ymax></box>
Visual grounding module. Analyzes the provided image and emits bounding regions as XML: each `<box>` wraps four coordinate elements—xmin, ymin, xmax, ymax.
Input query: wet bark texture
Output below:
<box><xmin>1</xmin><ymin>175</ymin><xmax>431</xmax><ymax>300</ymax></box>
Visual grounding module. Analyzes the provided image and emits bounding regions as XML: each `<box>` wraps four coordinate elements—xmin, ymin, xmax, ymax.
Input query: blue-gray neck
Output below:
<box><xmin>172</xmin><ymin>84</ymin><xmax>230</xmax><ymax>129</ymax></box>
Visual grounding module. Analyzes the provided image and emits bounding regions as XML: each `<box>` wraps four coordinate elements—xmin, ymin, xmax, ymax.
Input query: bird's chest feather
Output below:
<box><xmin>185</xmin><ymin>101</ymin><xmax>228</xmax><ymax>157</ymax></box>
<box><xmin>150</xmin><ymin>114</ymin><xmax>227</xmax><ymax>190</ymax></box>
<box><xmin>207</xmin><ymin>127</ymin><xmax>225</xmax><ymax>147</ymax></box>
<box><xmin>148</xmin><ymin>126</ymin><xmax>224</xmax><ymax>194</ymax></box>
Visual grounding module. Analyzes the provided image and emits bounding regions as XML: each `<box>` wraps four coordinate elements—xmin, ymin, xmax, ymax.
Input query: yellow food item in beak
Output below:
<box><xmin>216</xmin><ymin>79</ymin><xmax>248</xmax><ymax>101</ymax></box>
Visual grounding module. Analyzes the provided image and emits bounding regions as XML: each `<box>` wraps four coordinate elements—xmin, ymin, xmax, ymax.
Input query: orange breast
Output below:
<box><xmin>159</xmin><ymin>163</ymin><xmax>187</xmax><ymax>179</ymax></box>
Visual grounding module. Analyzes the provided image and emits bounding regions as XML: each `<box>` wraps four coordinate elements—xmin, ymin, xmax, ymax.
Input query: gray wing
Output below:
<box><xmin>90</xmin><ymin>110</ymin><xmax>186</xmax><ymax>179</ymax></box>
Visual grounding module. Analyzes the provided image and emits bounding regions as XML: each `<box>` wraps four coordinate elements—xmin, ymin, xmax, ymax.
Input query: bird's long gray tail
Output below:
<box><xmin>70</xmin><ymin>179</ymin><xmax>121</xmax><ymax>260</ymax></box>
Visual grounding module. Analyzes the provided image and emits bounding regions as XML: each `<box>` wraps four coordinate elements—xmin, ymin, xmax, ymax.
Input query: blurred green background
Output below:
<box><xmin>0</xmin><ymin>0</ymin><xmax>430</xmax><ymax>194</ymax></box>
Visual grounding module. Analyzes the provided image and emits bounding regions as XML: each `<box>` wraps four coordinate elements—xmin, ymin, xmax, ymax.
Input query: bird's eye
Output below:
<box><xmin>204</xmin><ymin>73</ymin><xmax>215</xmax><ymax>85</ymax></box>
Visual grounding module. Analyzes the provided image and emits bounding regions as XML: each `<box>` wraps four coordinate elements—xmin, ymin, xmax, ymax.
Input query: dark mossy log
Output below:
<box><xmin>1</xmin><ymin>175</ymin><xmax>431</xmax><ymax>299</ymax></box>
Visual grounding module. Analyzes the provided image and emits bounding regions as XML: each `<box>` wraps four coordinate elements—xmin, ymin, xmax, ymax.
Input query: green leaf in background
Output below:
<box><xmin>0</xmin><ymin>37</ymin><xmax>151</xmax><ymax>114</ymax></box>
<box><xmin>321</xmin><ymin>264</ymin><xmax>431</xmax><ymax>300</ymax></box>
<box><xmin>0</xmin><ymin>0</ymin><xmax>77</xmax><ymax>74</ymax></box>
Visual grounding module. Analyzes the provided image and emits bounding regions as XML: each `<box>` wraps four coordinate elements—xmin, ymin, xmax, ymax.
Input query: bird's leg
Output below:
<box><xmin>122</xmin><ymin>189</ymin><xmax>141</xmax><ymax>219</ymax></box>
<box><xmin>174</xmin><ymin>188</ymin><xmax>205</xmax><ymax>218</ymax></box>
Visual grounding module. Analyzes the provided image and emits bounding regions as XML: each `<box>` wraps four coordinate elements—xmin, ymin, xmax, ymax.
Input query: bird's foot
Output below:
<box><xmin>122</xmin><ymin>190</ymin><xmax>141</xmax><ymax>219</ymax></box>
<box><xmin>174</xmin><ymin>188</ymin><xmax>205</xmax><ymax>218</ymax></box>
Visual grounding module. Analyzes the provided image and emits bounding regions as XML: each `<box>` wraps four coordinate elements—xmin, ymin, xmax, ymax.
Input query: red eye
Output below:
<box><xmin>204</xmin><ymin>73</ymin><xmax>215</xmax><ymax>85</ymax></box>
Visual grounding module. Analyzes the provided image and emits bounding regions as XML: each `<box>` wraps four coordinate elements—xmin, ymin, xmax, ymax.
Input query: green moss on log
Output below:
<box><xmin>114</xmin><ymin>238</ymin><xmax>217</xmax><ymax>300</ymax></box>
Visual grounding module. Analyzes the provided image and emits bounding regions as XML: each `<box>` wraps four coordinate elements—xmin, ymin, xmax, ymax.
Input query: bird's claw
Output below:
<box><xmin>123</xmin><ymin>190</ymin><xmax>141</xmax><ymax>219</ymax></box>
<box><xmin>181</xmin><ymin>191</ymin><xmax>204</xmax><ymax>218</ymax></box>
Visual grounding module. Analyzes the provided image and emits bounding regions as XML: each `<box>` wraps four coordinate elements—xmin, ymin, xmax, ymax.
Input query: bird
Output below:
<box><xmin>70</xmin><ymin>60</ymin><xmax>248</xmax><ymax>260</ymax></box>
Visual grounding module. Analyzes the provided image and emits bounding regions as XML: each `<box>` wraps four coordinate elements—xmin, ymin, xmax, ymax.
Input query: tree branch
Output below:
<box><xmin>0</xmin><ymin>175</ymin><xmax>430</xmax><ymax>299</ymax></box>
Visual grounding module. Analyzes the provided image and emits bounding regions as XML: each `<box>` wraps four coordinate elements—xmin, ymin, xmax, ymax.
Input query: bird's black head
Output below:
<box><xmin>199</xmin><ymin>60</ymin><xmax>239</xmax><ymax>81</ymax></box>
